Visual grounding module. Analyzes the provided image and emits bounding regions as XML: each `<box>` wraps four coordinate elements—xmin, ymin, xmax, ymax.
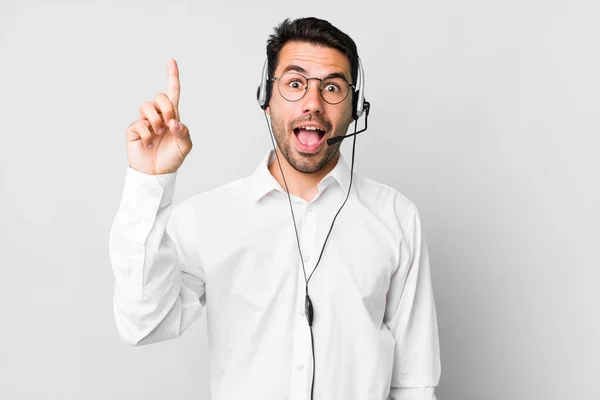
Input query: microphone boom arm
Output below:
<box><xmin>326</xmin><ymin>101</ymin><xmax>371</xmax><ymax>146</ymax></box>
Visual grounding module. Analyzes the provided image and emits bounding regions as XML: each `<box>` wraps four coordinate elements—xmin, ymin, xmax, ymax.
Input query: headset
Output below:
<box><xmin>256</xmin><ymin>57</ymin><xmax>368</xmax><ymax>121</ymax></box>
<box><xmin>256</xmin><ymin>55</ymin><xmax>370</xmax><ymax>400</ymax></box>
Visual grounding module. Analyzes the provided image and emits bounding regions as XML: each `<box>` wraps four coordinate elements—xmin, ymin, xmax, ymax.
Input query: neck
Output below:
<box><xmin>268</xmin><ymin>148</ymin><xmax>340</xmax><ymax>202</ymax></box>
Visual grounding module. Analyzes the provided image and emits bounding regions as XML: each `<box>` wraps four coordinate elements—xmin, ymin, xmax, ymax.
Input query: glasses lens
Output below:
<box><xmin>278</xmin><ymin>73</ymin><xmax>307</xmax><ymax>102</ymax></box>
<box><xmin>320</xmin><ymin>77</ymin><xmax>350</xmax><ymax>104</ymax></box>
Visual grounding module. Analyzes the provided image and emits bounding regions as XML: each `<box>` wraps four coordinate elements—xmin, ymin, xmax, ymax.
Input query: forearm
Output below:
<box><xmin>109</xmin><ymin>166</ymin><xmax>204</xmax><ymax>345</ymax></box>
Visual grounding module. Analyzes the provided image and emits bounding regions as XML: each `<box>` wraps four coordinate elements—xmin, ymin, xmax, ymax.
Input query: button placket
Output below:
<box><xmin>290</xmin><ymin>262</ymin><xmax>312</xmax><ymax>400</ymax></box>
<box><xmin>291</xmin><ymin>201</ymin><xmax>318</xmax><ymax>399</ymax></box>
<box><xmin>302</xmin><ymin>203</ymin><xmax>318</xmax><ymax>277</ymax></box>
<box><xmin>303</xmin><ymin>204</ymin><xmax>312</xmax><ymax>265</ymax></box>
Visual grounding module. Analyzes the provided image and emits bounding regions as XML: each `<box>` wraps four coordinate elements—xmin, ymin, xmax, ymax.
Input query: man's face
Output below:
<box><xmin>267</xmin><ymin>41</ymin><xmax>354</xmax><ymax>174</ymax></box>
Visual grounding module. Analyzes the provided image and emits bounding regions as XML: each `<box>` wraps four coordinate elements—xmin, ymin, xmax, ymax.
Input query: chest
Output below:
<box><xmin>201</xmin><ymin>201</ymin><xmax>400</xmax><ymax>319</ymax></box>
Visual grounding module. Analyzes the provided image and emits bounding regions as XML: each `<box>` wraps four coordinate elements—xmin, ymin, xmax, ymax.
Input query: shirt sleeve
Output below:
<box><xmin>108</xmin><ymin>165</ymin><xmax>206</xmax><ymax>346</ymax></box>
<box><xmin>384</xmin><ymin>203</ymin><xmax>441</xmax><ymax>400</ymax></box>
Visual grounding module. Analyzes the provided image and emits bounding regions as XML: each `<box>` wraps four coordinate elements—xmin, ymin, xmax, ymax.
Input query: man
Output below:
<box><xmin>109</xmin><ymin>17</ymin><xmax>441</xmax><ymax>400</ymax></box>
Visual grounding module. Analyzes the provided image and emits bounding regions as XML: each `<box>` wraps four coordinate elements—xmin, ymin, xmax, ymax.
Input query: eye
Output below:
<box><xmin>288</xmin><ymin>80</ymin><xmax>304</xmax><ymax>89</ymax></box>
<box><xmin>323</xmin><ymin>83</ymin><xmax>341</xmax><ymax>93</ymax></box>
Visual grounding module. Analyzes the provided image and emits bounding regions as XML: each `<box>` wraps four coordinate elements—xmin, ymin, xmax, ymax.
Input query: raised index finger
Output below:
<box><xmin>167</xmin><ymin>58</ymin><xmax>180</xmax><ymax>112</ymax></box>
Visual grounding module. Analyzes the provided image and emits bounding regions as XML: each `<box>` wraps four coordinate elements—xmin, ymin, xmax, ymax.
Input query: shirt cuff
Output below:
<box><xmin>122</xmin><ymin>165</ymin><xmax>178</xmax><ymax>211</ymax></box>
<box><xmin>388</xmin><ymin>387</ymin><xmax>437</xmax><ymax>400</ymax></box>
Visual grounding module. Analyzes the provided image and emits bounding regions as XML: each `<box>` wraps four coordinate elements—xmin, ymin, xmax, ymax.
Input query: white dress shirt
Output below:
<box><xmin>109</xmin><ymin>149</ymin><xmax>441</xmax><ymax>400</ymax></box>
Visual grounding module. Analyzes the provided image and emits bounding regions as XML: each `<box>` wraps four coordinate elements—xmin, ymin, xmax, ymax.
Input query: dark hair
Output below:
<box><xmin>265</xmin><ymin>17</ymin><xmax>359</xmax><ymax>104</ymax></box>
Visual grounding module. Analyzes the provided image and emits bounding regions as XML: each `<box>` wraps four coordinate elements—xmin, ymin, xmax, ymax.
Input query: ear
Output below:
<box><xmin>266</xmin><ymin>105</ymin><xmax>270</xmax><ymax>115</ymax></box>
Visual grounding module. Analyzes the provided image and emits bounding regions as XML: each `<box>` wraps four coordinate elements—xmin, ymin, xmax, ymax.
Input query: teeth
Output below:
<box><xmin>300</xmin><ymin>126</ymin><xmax>322</xmax><ymax>131</ymax></box>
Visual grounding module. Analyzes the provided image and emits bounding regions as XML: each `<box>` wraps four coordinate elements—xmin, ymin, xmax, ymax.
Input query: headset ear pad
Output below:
<box><xmin>256</xmin><ymin>79</ymin><xmax>273</xmax><ymax>111</ymax></box>
<box><xmin>264</xmin><ymin>79</ymin><xmax>272</xmax><ymax>110</ymax></box>
<box><xmin>352</xmin><ymin>89</ymin><xmax>359</xmax><ymax>120</ymax></box>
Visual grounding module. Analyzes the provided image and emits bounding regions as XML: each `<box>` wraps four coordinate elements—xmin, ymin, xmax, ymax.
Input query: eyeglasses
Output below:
<box><xmin>271</xmin><ymin>72</ymin><xmax>355</xmax><ymax>105</ymax></box>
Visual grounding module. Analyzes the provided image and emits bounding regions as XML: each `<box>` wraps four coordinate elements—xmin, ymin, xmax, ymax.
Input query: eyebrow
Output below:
<box><xmin>281</xmin><ymin>64</ymin><xmax>351</xmax><ymax>83</ymax></box>
<box><xmin>282</xmin><ymin>64</ymin><xmax>307</xmax><ymax>74</ymax></box>
<box><xmin>323</xmin><ymin>72</ymin><xmax>351</xmax><ymax>83</ymax></box>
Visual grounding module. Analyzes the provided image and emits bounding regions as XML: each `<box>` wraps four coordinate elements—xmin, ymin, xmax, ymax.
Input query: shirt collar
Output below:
<box><xmin>249</xmin><ymin>149</ymin><xmax>351</xmax><ymax>203</ymax></box>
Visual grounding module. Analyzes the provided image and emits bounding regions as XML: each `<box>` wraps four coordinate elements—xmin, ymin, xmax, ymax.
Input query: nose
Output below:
<box><xmin>300</xmin><ymin>79</ymin><xmax>325</xmax><ymax>115</ymax></box>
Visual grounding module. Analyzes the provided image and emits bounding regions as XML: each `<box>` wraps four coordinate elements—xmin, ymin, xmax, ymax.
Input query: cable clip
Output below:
<box><xmin>305</xmin><ymin>294</ymin><xmax>314</xmax><ymax>326</ymax></box>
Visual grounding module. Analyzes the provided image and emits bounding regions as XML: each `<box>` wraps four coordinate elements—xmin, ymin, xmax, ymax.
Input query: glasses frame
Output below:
<box><xmin>270</xmin><ymin>72</ymin><xmax>356</xmax><ymax>105</ymax></box>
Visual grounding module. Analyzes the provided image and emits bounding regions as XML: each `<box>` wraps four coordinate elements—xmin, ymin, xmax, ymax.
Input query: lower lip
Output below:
<box><xmin>293</xmin><ymin>131</ymin><xmax>327</xmax><ymax>153</ymax></box>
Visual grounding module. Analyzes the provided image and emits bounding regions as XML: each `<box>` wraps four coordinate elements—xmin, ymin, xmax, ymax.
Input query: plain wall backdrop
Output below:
<box><xmin>0</xmin><ymin>0</ymin><xmax>598</xmax><ymax>399</ymax></box>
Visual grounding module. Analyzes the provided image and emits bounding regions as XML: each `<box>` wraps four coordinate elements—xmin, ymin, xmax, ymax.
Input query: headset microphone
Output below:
<box><xmin>326</xmin><ymin>101</ymin><xmax>370</xmax><ymax>146</ymax></box>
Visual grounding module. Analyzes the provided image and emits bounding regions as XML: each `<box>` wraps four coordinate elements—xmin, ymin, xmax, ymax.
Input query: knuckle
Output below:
<box><xmin>154</xmin><ymin>92</ymin><xmax>166</xmax><ymax>103</ymax></box>
<box><xmin>135</xmin><ymin>119</ymin><xmax>148</xmax><ymax>130</ymax></box>
<box><xmin>155</xmin><ymin>93</ymin><xmax>174</xmax><ymax>113</ymax></box>
<box><xmin>148</xmin><ymin>115</ymin><xmax>162</xmax><ymax>128</ymax></box>
<box><xmin>137</xmin><ymin>127</ymin><xmax>149</xmax><ymax>139</ymax></box>
<box><xmin>137</xmin><ymin>121</ymin><xmax>151</xmax><ymax>136</ymax></box>
<box><xmin>128</xmin><ymin>120</ymin><xmax>142</xmax><ymax>134</ymax></box>
<box><xmin>140</xmin><ymin>100</ymin><xmax>153</xmax><ymax>112</ymax></box>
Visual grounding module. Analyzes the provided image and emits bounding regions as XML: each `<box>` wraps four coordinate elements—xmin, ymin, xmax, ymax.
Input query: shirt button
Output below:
<box><xmin>297</xmin><ymin>364</ymin><xmax>304</xmax><ymax>372</ymax></box>
<box><xmin>149</xmin><ymin>188</ymin><xmax>161</xmax><ymax>198</ymax></box>
<box><xmin>307</xmin><ymin>206</ymin><xmax>314</xmax><ymax>213</ymax></box>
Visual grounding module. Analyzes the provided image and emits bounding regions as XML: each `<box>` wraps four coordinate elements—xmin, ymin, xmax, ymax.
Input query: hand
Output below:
<box><xmin>126</xmin><ymin>58</ymin><xmax>192</xmax><ymax>175</ymax></box>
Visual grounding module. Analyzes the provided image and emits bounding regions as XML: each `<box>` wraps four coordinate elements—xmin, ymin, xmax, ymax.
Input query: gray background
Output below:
<box><xmin>1</xmin><ymin>0</ymin><xmax>598</xmax><ymax>399</ymax></box>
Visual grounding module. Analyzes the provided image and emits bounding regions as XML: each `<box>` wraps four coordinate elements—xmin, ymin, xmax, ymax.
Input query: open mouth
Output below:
<box><xmin>293</xmin><ymin>126</ymin><xmax>327</xmax><ymax>151</ymax></box>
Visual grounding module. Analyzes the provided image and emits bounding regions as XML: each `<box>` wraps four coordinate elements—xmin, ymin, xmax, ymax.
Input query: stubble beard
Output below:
<box><xmin>269</xmin><ymin>112</ymin><xmax>351</xmax><ymax>174</ymax></box>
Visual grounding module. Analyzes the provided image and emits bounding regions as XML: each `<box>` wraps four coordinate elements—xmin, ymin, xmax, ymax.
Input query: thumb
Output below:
<box><xmin>169</xmin><ymin>118</ymin><xmax>187</xmax><ymax>138</ymax></box>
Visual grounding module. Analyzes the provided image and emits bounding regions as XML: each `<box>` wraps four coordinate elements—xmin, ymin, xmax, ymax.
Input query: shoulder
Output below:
<box><xmin>354</xmin><ymin>175</ymin><xmax>427</xmax><ymax>256</ymax></box>
<box><xmin>172</xmin><ymin>174</ymin><xmax>254</xmax><ymax>216</ymax></box>
<box><xmin>355</xmin><ymin>173</ymin><xmax>420</xmax><ymax>221</ymax></box>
